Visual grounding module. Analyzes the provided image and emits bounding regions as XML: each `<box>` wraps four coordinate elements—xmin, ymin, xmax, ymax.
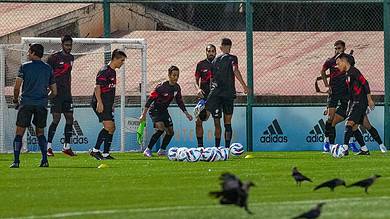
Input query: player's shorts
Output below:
<box><xmin>16</xmin><ymin>105</ymin><xmax>48</xmax><ymax>128</ymax></box>
<box><xmin>347</xmin><ymin>101</ymin><xmax>367</xmax><ymax>124</ymax></box>
<box><xmin>327</xmin><ymin>93</ymin><xmax>346</xmax><ymax>108</ymax></box>
<box><xmin>149</xmin><ymin>108</ymin><xmax>173</xmax><ymax>127</ymax></box>
<box><xmin>50</xmin><ymin>97</ymin><xmax>73</xmax><ymax>114</ymax></box>
<box><xmin>206</xmin><ymin>94</ymin><xmax>234</xmax><ymax>119</ymax></box>
<box><xmin>335</xmin><ymin>97</ymin><xmax>348</xmax><ymax>119</ymax></box>
<box><xmin>91</xmin><ymin>101</ymin><xmax>114</xmax><ymax>122</ymax></box>
<box><xmin>198</xmin><ymin>109</ymin><xmax>209</xmax><ymax>121</ymax></box>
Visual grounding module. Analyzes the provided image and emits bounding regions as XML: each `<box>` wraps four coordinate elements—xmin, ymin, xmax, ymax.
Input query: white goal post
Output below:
<box><xmin>0</xmin><ymin>37</ymin><xmax>147</xmax><ymax>153</ymax></box>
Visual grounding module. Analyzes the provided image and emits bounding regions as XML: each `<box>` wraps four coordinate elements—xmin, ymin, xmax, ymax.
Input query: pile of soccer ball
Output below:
<box><xmin>331</xmin><ymin>144</ymin><xmax>349</xmax><ymax>158</ymax></box>
<box><xmin>167</xmin><ymin>143</ymin><xmax>244</xmax><ymax>162</ymax></box>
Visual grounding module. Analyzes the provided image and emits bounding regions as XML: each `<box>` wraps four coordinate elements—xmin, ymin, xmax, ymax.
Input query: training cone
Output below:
<box><xmin>98</xmin><ymin>164</ymin><xmax>109</xmax><ymax>169</ymax></box>
<box><xmin>244</xmin><ymin>154</ymin><xmax>254</xmax><ymax>159</ymax></box>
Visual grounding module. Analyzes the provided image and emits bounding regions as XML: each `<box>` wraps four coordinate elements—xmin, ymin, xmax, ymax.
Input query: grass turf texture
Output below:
<box><xmin>0</xmin><ymin>152</ymin><xmax>389</xmax><ymax>219</ymax></box>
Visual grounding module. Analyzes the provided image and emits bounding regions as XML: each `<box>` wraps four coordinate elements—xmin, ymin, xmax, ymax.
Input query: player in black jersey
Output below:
<box><xmin>206</xmin><ymin>38</ymin><xmax>248</xmax><ymax>148</ymax></box>
<box><xmin>140</xmin><ymin>66</ymin><xmax>193</xmax><ymax>157</ymax></box>
<box><xmin>89</xmin><ymin>49</ymin><xmax>126</xmax><ymax>160</ymax></box>
<box><xmin>46</xmin><ymin>35</ymin><xmax>76</xmax><ymax>156</ymax></box>
<box><xmin>194</xmin><ymin>44</ymin><xmax>216</xmax><ymax>147</ymax></box>
<box><xmin>336</xmin><ymin>53</ymin><xmax>375</xmax><ymax>155</ymax></box>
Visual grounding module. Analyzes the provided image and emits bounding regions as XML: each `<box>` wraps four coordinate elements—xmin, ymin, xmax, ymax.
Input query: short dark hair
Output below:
<box><xmin>221</xmin><ymin>38</ymin><xmax>232</xmax><ymax>46</ymax></box>
<box><xmin>206</xmin><ymin>44</ymin><xmax>216</xmax><ymax>51</ymax></box>
<box><xmin>336</xmin><ymin>52</ymin><xmax>353</xmax><ymax>65</ymax></box>
<box><xmin>29</xmin><ymin>43</ymin><xmax>44</xmax><ymax>58</ymax></box>
<box><xmin>168</xmin><ymin>65</ymin><xmax>179</xmax><ymax>74</ymax></box>
<box><xmin>61</xmin><ymin>35</ymin><xmax>73</xmax><ymax>44</ymax></box>
<box><xmin>111</xmin><ymin>49</ymin><xmax>127</xmax><ymax>60</ymax></box>
<box><xmin>334</xmin><ymin>40</ymin><xmax>345</xmax><ymax>48</ymax></box>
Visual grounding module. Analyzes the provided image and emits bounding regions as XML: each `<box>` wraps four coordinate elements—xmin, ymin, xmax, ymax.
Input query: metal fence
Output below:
<box><xmin>0</xmin><ymin>0</ymin><xmax>389</xmax><ymax>149</ymax></box>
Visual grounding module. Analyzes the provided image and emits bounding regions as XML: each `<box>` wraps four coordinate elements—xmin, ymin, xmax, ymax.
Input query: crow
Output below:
<box><xmin>347</xmin><ymin>174</ymin><xmax>381</xmax><ymax>193</ymax></box>
<box><xmin>209</xmin><ymin>172</ymin><xmax>255</xmax><ymax>214</ymax></box>
<box><xmin>292</xmin><ymin>203</ymin><xmax>325</xmax><ymax>219</ymax></box>
<box><xmin>313</xmin><ymin>178</ymin><xmax>346</xmax><ymax>191</ymax></box>
<box><xmin>292</xmin><ymin>167</ymin><xmax>313</xmax><ymax>186</ymax></box>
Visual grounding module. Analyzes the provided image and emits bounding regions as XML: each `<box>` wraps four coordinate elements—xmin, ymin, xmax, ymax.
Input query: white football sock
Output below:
<box><xmin>102</xmin><ymin>153</ymin><xmax>109</xmax><ymax>157</ymax></box>
<box><xmin>325</xmin><ymin>137</ymin><xmax>329</xmax><ymax>143</ymax></box>
<box><xmin>92</xmin><ymin>148</ymin><xmax>99</xmax><ymax>153</ymax></box>
<box><xmin>349</xmin><ymin>138</ymin><xmax>354</xmax><ymax>144</ymax></box>
<box><xmin>63</xmin><ymin>143</ymin><xmax>70</xmax><ymax>150</ymax></box>
<box><xmin>47</xmin><ymin>142</ymin><xmax>52</xmax><ymax>149</ymax></box>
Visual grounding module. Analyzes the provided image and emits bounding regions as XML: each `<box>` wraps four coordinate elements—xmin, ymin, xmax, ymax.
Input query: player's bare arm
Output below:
<box><xmin>94</xmin><ymin>85</ymin><xmax>104</xmax><ymax>113</ymax></box>
<box><xmin>13</xmin><ymin>77</ymin><xmax>23</xmax><ymax>104</ymax></box>
<box><xmin>233</xmin><ymin>67</ymin><xmax>248</xmax><ymax>94</ymax></box>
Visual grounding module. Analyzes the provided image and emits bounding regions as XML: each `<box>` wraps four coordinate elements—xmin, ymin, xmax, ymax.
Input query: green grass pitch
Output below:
<box><xmin>1</xmin><ymin>151</ymin><xmax>389</xmax><ymax>219</ymax></box>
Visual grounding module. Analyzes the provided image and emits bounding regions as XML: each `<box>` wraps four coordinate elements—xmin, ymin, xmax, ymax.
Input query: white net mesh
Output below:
<box><xmin>0</xmin><ymin>38</ymin><xmax>147</xmax><ymax>153</ymax></box>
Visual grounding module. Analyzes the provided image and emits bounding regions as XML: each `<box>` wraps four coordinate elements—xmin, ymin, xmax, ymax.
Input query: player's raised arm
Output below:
<box><xmin>232</xmin><ymin>56</ymin><xmax>248</xmax><ymax>94</ymax></box>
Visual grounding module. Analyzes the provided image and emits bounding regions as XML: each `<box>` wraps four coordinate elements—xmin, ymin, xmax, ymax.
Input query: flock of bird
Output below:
<box><xmin>209</xmin><ymin>168</ymin><xmax>382</xmax><ymax>218</ymax></box>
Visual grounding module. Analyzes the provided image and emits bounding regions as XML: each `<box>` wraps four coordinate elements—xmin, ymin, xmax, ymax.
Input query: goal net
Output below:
<box><xmin>0</xmin><ymin>37</ymin><xmax>147</xmax><ymax>153</ymax></box>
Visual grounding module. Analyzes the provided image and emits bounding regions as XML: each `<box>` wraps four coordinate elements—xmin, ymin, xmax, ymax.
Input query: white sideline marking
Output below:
<box><xmin>6</xmin><ymin>196</ymin><xmax>390</xmax><ymax>219</ymax></box>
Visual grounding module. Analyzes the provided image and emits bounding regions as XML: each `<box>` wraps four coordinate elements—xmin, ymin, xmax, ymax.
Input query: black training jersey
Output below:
<box><xmin>92</xmin><ymin>65</ymin><xmax>116</xmax><ymax>105</ymax></box>
<box><xmin>211</xmin><ymin>53</ymin><xmax>238</xmax><ymax>97</ymax></box>
<box><xmin>346</xmin><ymin>66</ymin><xmax>370</xmax><ymax>103</ymax></box>
<box><xmin>322</xmin><ymin>54</ymin><xmax>355</xmax><ymax>95</ymax></box>
<box><xmin>195</xmin><ymin>59</ymin><xmax>213</xmax><ymax>97</ymax></box>
<box><xmin>47</xmin><ymin>51</ymin><xmax>74</xmax><ymax>99</ymax></box>
<box><xmin>145</xmin><ymin>81</ymin><xmax>186</xmax><ymax>112</ymax></box>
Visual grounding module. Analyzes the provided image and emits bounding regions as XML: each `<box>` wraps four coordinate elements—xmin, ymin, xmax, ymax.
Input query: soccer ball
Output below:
<box><xmin>211</xmin><ymin>147</ymin><xmax>222</xmax><ymax>161</ymax></box>
<box><xmin>176</xmin><ymin>147</ymin><xmax>188</xmax><ymax>161</ymax></box>
<box><xmin>201</xmin><ymin>147</ymin><xmax>217</xmax><ymax>162</ymax></box>
<box><xmin>218</xmin><ymin>147</ymin><xmax>229</xmax><ymax>161</ymax></box>
<box><xmin>331</xmin><ymin>144</ymin><xmax>347</xmax><ymax>158</ymax></box>
<box><xmin>167</xmin><ymin>147</ymin><xmax>178</xmax><ymax>161</ymax></box>
<box><xmin>229</xmin><ymin>143</ymin><xmax>244</xmax><ymax>156</ymax></box>
<box><xmin>186</xmin><ymin>148</ymin><xmax>202</xmax><ymax>162</ymax></box>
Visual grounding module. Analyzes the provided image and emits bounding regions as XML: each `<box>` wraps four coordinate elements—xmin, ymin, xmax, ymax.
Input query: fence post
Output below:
<box><xmin>103</xmin><ymin>0</ymin><xmax>111</xmax><ymax>64</ymax></box>
<box><xmin>246</xmin><ymin>0</ymin><xmax>254</xmax><ymax>151</ymax></box>
<box><xmin>384</xmin><ymin>0</ymin><xmax>390</xmax><ymax>147</ymax></box>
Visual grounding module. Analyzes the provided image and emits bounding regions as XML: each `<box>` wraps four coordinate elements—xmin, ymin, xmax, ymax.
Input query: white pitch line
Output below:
<box><xmin>5</xmin><ymin>196</ymin><xmax>390</xmax><ymax>219</ymax></box>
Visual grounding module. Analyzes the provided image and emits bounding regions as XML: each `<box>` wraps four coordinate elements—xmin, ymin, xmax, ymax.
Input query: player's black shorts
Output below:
<box><xmin>327</xmin><ymin>93</ymin><xmax>348</xmax><ymax>118</ymax></box>
<box><xmin>347</xmin><ymin>101</ymin><xmax>367</xmax><ymax>124</ymax></box>
<box><xmin>50</xmin><ymin>97</ymin><xmax>73</xmax><ymax>114</ymax></box>
<box><xmin>91</xmin><ymin>101</ymin><xmax>114</xmax><ymax>122</ymax></box>
<box><xmin>206</xmin><ymin>95</ymin><xmax>234</xmax><ymax>119</ymax></box>
<box><xmin>198</xmin><ymin>109</ymin><xmax>209</xmax><ymax>121</ymax></box>
<box><xmin>16</xmin><ymin>105</ymin><xmax>48</xmax><ymax>128</ymax></box>
<box><xmin>149</xmin><ymin>108</ymin><xmax>173</xmax><ymax>127</ymax></box>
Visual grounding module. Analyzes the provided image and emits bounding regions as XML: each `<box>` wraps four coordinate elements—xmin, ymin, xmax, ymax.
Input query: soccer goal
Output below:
<box><xmin>0</xmin><ymin>37</ymin><xmax>147</xmax><ymax>153</ymax></box>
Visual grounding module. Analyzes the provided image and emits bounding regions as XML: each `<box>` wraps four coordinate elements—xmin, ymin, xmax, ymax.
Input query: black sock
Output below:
<box><xmin>344</xmin><ymin>126</ymin><xmax>354</xmax><ymax>145</ymax></box>
<box><xmin>64</xmin><ymin>124</ymin><xmax>73</xmax><ymax>144</ymax></box>
<box><xmin>13</xmin><ymin>135</ymin><xmax>23</xmax><ymax>163</ymax></box>
<box><xmin>147</xmin><ymin>130</ymin><xmax>164</xmax><ymax>150</ymax></box>
<box><xmin>95</xmin><ymin>129</ymin><xmax>108</xmax><ymax>150</ymax></box>
<box><xmin>38</xmin><ymin>135</ymin><xmax>48</xmax><ymax>163</ymax></box>
<box><xmin>353</xmin><ymin>130</ymin><xmax>365</xmax><ymax>147</ymax></box>
<box><xmin>103</xmin><ymin>133</ymin><xmax>113</xmax><ymax>154</ymax></box>
<box><xmin>161</xmin><ymin>134</ymin><xmax>174</xmax><ymax>150</ymax></box>
<box><xmin>197</xmin><ymin>136</ymin><xmax>203</xmax><ymax>147</ymax></box>
<box><xmin>324</xmin><ymin>121</ymin><xmax>332</xmax><ymax>138</ymax></box>
<box><xmin>368</xmin><ymin>127</ymin><xmax>383</xmax><ymax>145</ymax></box>
<box><xmin>329</xmin><ymin>126</ymin><xmax>336</xmax><ymax>144</ymax></box>
<box><xmin>215</xmin><ymin>138</ymin><xmax>221</xmax><ymax>147</ymax></box>
<box><xmin>47</xmin><ymin>122</ymin><xmax>58</xmax><ymax>143</ymax></box>
<box><xmin>224</xmin><ymin>124</ymin><xmax>232</xmax><ymax>148</ymax></box>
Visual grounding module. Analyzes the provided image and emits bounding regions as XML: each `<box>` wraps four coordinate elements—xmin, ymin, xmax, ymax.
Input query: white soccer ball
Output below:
<box><xmin>211</xmin><ymin>147</ymin><xmax>222</xmax><ymax>161</ymax></box>
<box><xmin>331</xmin><ymin>144</ymin><xmax>347</xmax><ymax>158</ymax></box>
<box><xmin>201</xmin><ymin>147</ymin><xmax>217</xmax><ymax>162</ymax></box>
<box><xmin>229</xmin><ymin>143</ymin><xmax>244</xmax><ymax>156</ymax></box>
<box><xmin>176</xmin><ymin>147</ymin><xmax>188</xmax><ymax>162</ymax></box>
<box><xmin>167</xmin><ymin>147</ymin><xmax>178</xmax><ymax>161</ymax></box>
<box><xmin>186</xmin><ymin>148</ymin><xmax>202</xmax><ymax>162</ymax></box>
<box><xmin>218</xmin><ymin>147</ymin><xmax>230</xmax><ymax>161</ymax></box>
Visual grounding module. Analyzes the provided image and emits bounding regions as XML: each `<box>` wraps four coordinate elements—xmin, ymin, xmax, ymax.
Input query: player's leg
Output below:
<box><xmin>144</xmin><ymin>122</ymin><xmax>165</xmax><ymax>157</ymax></box>
<box><xmin>206</xmin><ymin>94</ymin><xmax>222</xmax><ymax>147</ymax></box>
<box><xmin>196</xmin><ymin>110</ymin><xmax>209</xmax><ymax>148</ymax></box>
<box><xmin>353</xmin><ymin>126</ymin><xmax>365</xmax><ymax>152</ymax></box>
<box><xmin>47</xmin><ymin>112</ymin><xmax>61</xmax><ymax>156</ymax></box>
<box><xmin>334</xmin><ymin>99</ymin><xmax>359</xmax><ymax>152</ymax></box>
<box><xmin>102</xmin><ymin>120</ymin><xmax>115</xmax><ymax>159</ymax></box>
<box><xmin>89</xmin><ymin>103</ymin><xmax>106</xmax><ymax>160</ymax></box>
<box><xmin>62</xmin><ymin>109</ymin><xmax>76</xmax><ymax>156</ymax></box>
<box><xmin>158</xmin><ymin>116</ymin><xmax>174</xmax><ymax>156</ymax></box>
<box><xmin>214</xmin><ymin>118</ymin><xmax>222</xmax><ymax>147</ymax></box>
<box><xmin>222</xmin><ymin>97</ymin><xmax>234</xmax><ymax>148</ymax></box>
<box><xmin>33</xmin><ymin>106</ymin><xmax>49</xmax><ymax>167</ymax></box>
<box><xmin>362</xmin><ymin>115</ymin><xmax>387</xmax><ymax>152</ymax></box>
<box><xmin>323</xmin><ymin>95</ymin><xmax>337</xmax><ymax>152</ymax></box>
<box><xmin>10</xmin><ymin>105</ymin><xmax>32</xmax><ymax>168</ymax></box>
<box><xmin>347</xmin><ymin>104</ymin><xmax>370</xmax><ymax>155</ymax></box>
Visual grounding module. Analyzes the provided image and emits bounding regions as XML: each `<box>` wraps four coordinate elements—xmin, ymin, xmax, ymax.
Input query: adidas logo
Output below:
<box><xmin>260</xmin><ymin>119</ymin><xmax>288</xmax><ymax>143</ymax></box>
<box><xmin>27</xmin><ymin>120</ymin><xmax>89</xmax><ymax>145</ymax></box>
<box><xmin>306</xmin><ymin>119</ymin><xmax>326</xmax><ymax>143</ymax></box>
<box><xmin>358</xmin><ymin>126</ymin><xmax>375</xmax><ymax>143</ymax></box>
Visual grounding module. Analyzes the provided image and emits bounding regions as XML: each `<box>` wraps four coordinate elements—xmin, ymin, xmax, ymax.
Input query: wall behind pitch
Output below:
<box><xmin>252</xmin><ymin>106</ymin><xmax>384</xmax><ymax>151</ymax></box>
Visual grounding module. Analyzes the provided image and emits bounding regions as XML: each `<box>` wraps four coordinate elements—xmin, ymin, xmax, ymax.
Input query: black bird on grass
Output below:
<box><xmin>292</xmin><ymin>203</ymin><xmax>325</xmax><ymax>219</ymax></box>
<box><xmin>209</xmin><ymin>173</ymin><xmax>255</xmax><ymax>214</ymax></box>
<box><xmin>347</xmin><ymin>174</ymin><xmax>381</xmax><ymax>194</ymax></box>
<box><xmin>292</xmin><ymin>167</ymin><xmax>313</xmax><ymax>186</ymax></box>
<box><xmin>313</xmin><ymin>178</ymin><xmax>346</xmax><ymax>191</ymax></box>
